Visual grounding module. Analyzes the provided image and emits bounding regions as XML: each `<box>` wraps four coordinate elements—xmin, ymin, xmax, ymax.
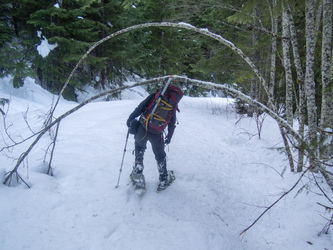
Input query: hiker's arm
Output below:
<box><xmin>127</xmin><ymin>94</ymin><xmax>154</xmax><ymax>127</ymax></box>
<box><xmin>165</xmin><ymin>112</ymin><xmax>176</xmax><ymax>144</ymax></box>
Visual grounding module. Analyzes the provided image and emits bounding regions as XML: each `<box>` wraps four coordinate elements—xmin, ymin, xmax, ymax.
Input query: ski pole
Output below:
<box><xmin>115</xmin><ymin>129</ymin><xmax>130</xmax><ymax>188</ymax></box>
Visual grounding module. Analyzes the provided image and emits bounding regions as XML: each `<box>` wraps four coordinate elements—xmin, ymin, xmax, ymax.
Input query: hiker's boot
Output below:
<box><xmin>156</xmin><ymin>158</ymin><xmax>175</xmax><ymax>191</ymax></box>
<box><xmin>129</xmin><ymin>170</ymin><xmax>145</xmax><ymax>187</ymax></box>
<box><xmin>157</xmin><ymin>170</ymin><xmax>175</xmax><ymax>192</ymax></box>
<box><xmin>130</xmin><ymin>161</ymin><xmax>144</xmax><ymax>184</ymax></box>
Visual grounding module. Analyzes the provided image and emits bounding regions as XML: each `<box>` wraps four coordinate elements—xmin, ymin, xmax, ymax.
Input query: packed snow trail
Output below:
<box><xmin>0</xmin><ymin>79</ymin><xmax>332</xmax><ymax>249</ymax></box>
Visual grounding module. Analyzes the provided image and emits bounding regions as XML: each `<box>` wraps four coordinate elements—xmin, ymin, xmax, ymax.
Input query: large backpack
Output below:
<box><xmin>140</xmin><ymin>83</ymin><xmax>183</xmax><ymax>134</ymax></box>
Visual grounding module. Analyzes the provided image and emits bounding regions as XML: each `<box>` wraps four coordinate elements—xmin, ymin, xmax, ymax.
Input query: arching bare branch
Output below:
<box><xmin>47</xmin><ymin>22</ymin><xmax>277</xmax><ymax>126</ymax></box>
<box><xmin>4</xmin><ymin>78</ymin><xmax>157</xmax><ymax>186</ymax></box>
<box><xmin>2</xmin><ymin>75</ymin><xmax>310</xmax><ymax>187</ymax></box>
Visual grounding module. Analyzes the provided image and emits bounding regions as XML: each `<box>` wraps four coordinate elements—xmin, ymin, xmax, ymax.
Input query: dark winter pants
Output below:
<box><xmin>134</xmin><ymin>124</ymin><xmax>167</xmax><ymax>180</ymax></box>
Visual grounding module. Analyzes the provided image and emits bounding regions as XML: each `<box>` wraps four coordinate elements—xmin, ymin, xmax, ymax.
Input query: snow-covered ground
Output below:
<box><xmin>0</xmin><ymin>77</ymin><xmax>332</xmax><ymax>250</ymax></box>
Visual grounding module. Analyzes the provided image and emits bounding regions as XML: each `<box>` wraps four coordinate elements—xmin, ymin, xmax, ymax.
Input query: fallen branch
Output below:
<box><xmin>240</xmin><ymin>165</ymin><xmax>312</xmax><ymax>235</ymax></box>
<box><xmin>312</xmin><ymin>172</ymin><xmax>333</xmax><ymax>205</ymax></box>
<box><xmin>246</xmin><ymin>163</ymin><xmax>284</xmax><ymax>178</ymax></box>
<box><xmin>318</xmin><ymin>212</ymin><xmax>333</xmax><ymax>236</ymax></box>
<box><xmin>46</xmin><ymin>22</ymin><xmax>276</xmax><ymax>126</ymax></box>
<box><xmin>3</xmin><ymin>78</ymin><xmax>162</xmax><ymax>186</ymax></box>
<box><xmin>317</xmin><ymin>202</ymin><xmax>333</xmax><ymax>211</ymax></box>
<box><xmin>47</xmin><ymin>122</ymin><xmax>61</xmax><ymax>176</ymax></box>
<box><xmin>2</xmin><ymin>75</ymin><xmax>319</xmax><ymax>187</ymax></box>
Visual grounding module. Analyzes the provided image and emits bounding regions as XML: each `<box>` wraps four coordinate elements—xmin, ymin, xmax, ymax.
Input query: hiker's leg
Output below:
<box><xmin>133</xmin><ymin>125</ymin><xmax>148</xmax><ymax>174</ymax></box>
<box><xmin>150</xmin><ymin>133</ymin><xmax>167</xmax><ymax>180</ymax></box>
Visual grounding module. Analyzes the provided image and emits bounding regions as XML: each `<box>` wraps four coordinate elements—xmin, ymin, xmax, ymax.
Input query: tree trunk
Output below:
<box><xmin>248</xmin><ymin>4</ymin><xmax>261</xmax><ymax>118</ymax></box>
<box><xmin>268</xmin><ymin>0</ymin><xmax>278</xmax><ymax>100</ymax></box>
<box><xmin>320</xmin><ymin>0</ymin><xmax>332</xmax><ymax>130</ymax></box>
<box><xmin>305</xmin><ymin>0</ymin><xmax>318</xmax><ymax>154</ymax></box>
<box><xmin>282</xmin><ymin>9</ymin><xmax>294</xmax><ymax>127</ymax></box>
<box><xmin>286</xmin><ymin>2</ymin><xmax>306</xmax><ymax>172</ymax></box>
<box><xmin>331</xmin><ymin>48</ymin><xmax>333</xmax><ymax>156</ymax></box>
<box><xmin>320</xmin><ymin>0</ymin><xmax>333</xmax><ymax>157</ymax></box>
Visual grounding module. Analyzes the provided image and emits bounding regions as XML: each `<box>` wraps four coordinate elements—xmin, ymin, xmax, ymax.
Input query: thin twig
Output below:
<box><xmin>318</xmin><ymin>212</ymin><xmax>333</xmax><ymax>236</ymax></box>
<box><xmin>47</xmin><ymin>122</ymin><xmax>61</xmax><ymax>176</ymax></box>
<box><xmin>1</xmin><ymin>97</ymin><xmax>16</xmax><ymax>144</ymax></box>
<box><xmin>22</xmin><ymin>106</ymin><xmax>35</xmax><ymax>134</ymax></box>
<box><xmin>312</xmin><ymin>172</ymin><xmax>333</xmax><ymax>204</ymax></box>
<box><xmin>212</xmin><ymin>212</ymin><xmax>229</xmax><ymax>227</ymax></box>
<box><xmin>240</xmin><ymin>165</ymin><xmax>312</xmax><ymax>235</ymax></box>
<box><xmin>246</xmin><ymin>163</ymin><xmax>284</xmax><ymax>178</ymax></box>
<box><xmin>317</xmin><ymin>202</ymin><xmax>333</xmax><ymax>210</ymax></box>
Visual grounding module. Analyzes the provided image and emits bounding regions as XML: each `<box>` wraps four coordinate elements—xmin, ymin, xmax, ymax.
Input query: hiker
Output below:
<box><xmin>126</xmin><ymin>82</ymin><xmax>182</xmax><ymax>192</ymax></box>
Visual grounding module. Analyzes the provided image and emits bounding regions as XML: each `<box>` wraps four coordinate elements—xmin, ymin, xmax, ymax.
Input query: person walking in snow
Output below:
<box><xmin>126</xmin><ymin>81</ymin><xmax>182</xmax><ymax>192</ymax></box>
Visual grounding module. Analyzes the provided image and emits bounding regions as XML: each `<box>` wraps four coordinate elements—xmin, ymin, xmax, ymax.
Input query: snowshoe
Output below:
<box><xmin>130</xmin><ymin>172</ymin><xmax>146</xmax><ymax>195</ymax></box>
<box><xmin>156</xmin><ymin>170</ymin><xmax>175</xmax><ymax>192</ymax></box>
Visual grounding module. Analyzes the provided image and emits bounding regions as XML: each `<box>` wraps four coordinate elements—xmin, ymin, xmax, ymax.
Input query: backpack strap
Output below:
<box><xmin>160</xmin><ymin>100</ymin><xmax>173</xmax><ymax>110</ymax></box>
<box><xmin>143</xmin><ymin>100</ymin><xmax>173</xmax><ymax>128</ymax></box>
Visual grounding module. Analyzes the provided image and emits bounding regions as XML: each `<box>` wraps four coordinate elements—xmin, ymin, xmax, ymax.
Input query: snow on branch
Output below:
<box><xmin>3</xmin><ymin>78</ymin><xmax>158</xmax><ymax>186</ymax></box>
<box><xmin>4</xmin><ymin>21</ymin><xmax>328</xmax><ymax>192</ymax></box>
<box><xmin>170</xmin><ymin>75</ymin><xmax>300</xmax><ymax>141</ymax></box>
<box><xmin>1</xmin><ymin>75</ymin><xmax>313</xmax><ymax>187</ymax></box>
<box><xmin>47</xmin><ymin>22</ymin><xmax>276</xmax><ymax>126</ymax></box>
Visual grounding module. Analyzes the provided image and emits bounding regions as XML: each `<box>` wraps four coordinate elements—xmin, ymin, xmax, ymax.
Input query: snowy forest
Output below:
<box><xmin>1</xmin><ymin>0</ymin><xmax>333</xmax><ymax>249</ymax></box>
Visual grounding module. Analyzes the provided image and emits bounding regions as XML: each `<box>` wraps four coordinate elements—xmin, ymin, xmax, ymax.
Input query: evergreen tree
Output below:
<box><xmin>26</xmin><ymin>0</ymin><xmax>104</xmax><ymax>99</ymax></box>
<box><xmin>88</xmin><ymin>0</ymin><xmax>152</xmax><ymax>89</ymax></box>
<box><xmin>0</xmin><ymin>0</ymin><xmax>15</xmax><ymax>78</ymax></box>
<box><xmin>114</xmin><ymin>0</ymin><xmax>207</xmax><ymax>97</ymax></box>
<box><xmin>0</xmin><ymin>0</ymin><xmax>36</xmax><ymax>86</ymax></box>
<box><xmin>0</xmin><ymin>0</ymin><xmax>14</xmax><ymax>45</ymax></box>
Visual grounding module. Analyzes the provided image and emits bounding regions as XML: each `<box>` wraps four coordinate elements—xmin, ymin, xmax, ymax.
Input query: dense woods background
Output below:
<box><xmin>1</xmin><ymin>0</ymin><xmax>332</xmax><ymax>185</ymax></box>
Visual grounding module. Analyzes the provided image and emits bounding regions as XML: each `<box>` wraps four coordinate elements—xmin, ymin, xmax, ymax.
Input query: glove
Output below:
<box><xmin>165</xmin><ymin>135</ymin><xmax>171</xmax><ymax>145</ymax></box>
<box><xmin>127</xmin><ymin>116</ymin><xmax>134</xmax><ymax>127</ymax></box>
<box><xmin>165</xmin><ymin>125</ymin><xmax>175</xmax><ymax>144</ymax></box>
<box><xmin>129</xmin><ymin>119</ymin><xmax>139</xmax><ymax>135</ymax></box>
